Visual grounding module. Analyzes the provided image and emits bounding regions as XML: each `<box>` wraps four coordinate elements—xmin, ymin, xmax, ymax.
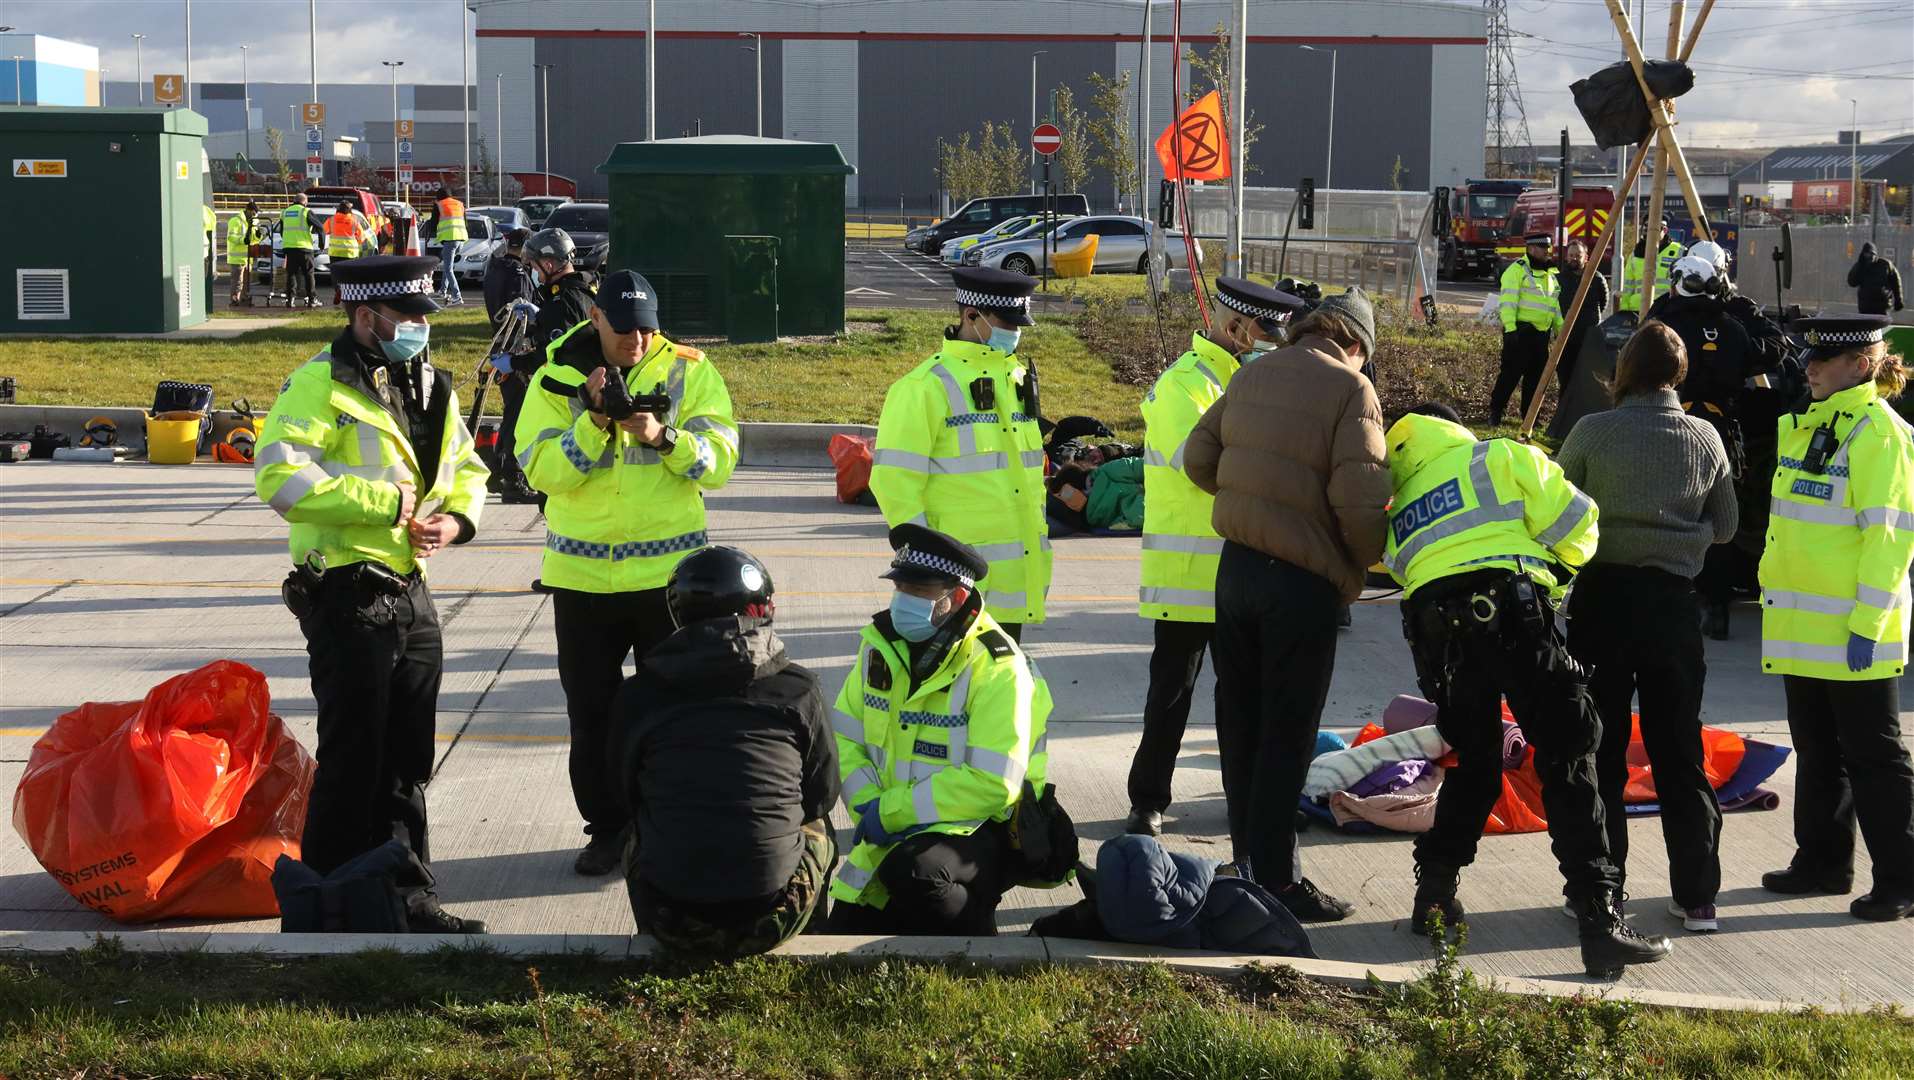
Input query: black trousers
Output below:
<box><xmin>1407</xmin><ymin>570</ymin><xmax>1619</xmax><ymax>898</ymax></box>
<box><xmin>830</xmin><ymin>821</ymin><xmax>1013</xmax><ymax>935</ymax></box>
<box><xmin>1782</xmin><ymin>675</ymin><xmax>1914</xmax><ymax>895</ymax></box>
<box><xmin>298</xmin><ymin>571</ymin><xmax>441</xmax><ymax>886</ymax></box>
<box><xmin>1212</xmin><ymin>543</ymin><xmax>1341</xmax><ymax>886</ymax></box>
<box><xmin>553</xmin><ymin>586</ymin><xmax>675</xmax><ymax>838</ymax></box>
<box><xmin>495</xmin><ymin>374</ymin><xmax>528</xmax><ymax>482</ymax></box>
<box><xmin>284</xmin><ymin>249</ymin><xmax>316</xmax><ymax>304</ymax></box>
<box><xmin>1490</xmin><ymin>326</ymin><xmax>1552</xmax><ymax>423</ymax></box>
<box><xmin>1569</xmin><ymin>565</ymin><xmax>1720</xmax><ymax>907</ymax></box>
<box><xmin>1127</xmin><ymin>618</ymin><xmax>1213</xmax><ymax>814</ymax></box>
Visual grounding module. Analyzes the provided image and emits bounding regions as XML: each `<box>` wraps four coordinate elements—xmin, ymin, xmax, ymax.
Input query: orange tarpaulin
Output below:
<box><xmin>1155</xmin><ymin>91</ymin><xmax>1232</xmax><ymax>182</ymax></box>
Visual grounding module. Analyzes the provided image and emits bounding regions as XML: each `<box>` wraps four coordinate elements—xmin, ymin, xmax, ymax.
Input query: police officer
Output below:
<box><xmin>1383</xmin><ymin>402</ymin><xmax>1673</xmax><ymax>978</ymax></box>
<box><xmin>278</xmin><ymin>193</ymin><xmax>322</xmax><ymax>308</ymax></box>
<box><xmin>1125</xmin><ymin>277</ymin><xmax>1301</xmax><ymax>837</ymax></box>
<box><xmin>524</xmin><ymin>227</ymin><xmax>598</xmax><ymax>349</ymax></box>
<box><xmin>1620</xmin><ymin>216</ymin><xmax>1683</xmax><ymax>315</ymax></box>
<box><xmin>1760</xmin><ymin>315</ymin><xmax>1914</xmax><ymax>922</ymax></box>
<box><xmin>515</xmin><ymin>270</ymin><xmax>740</xmax><ymax>876</ymax></box>
<box><xmin>829</xmin><ymin>525</ymin><xmax>1056</xmax><ymax>935</ymax></box>
<box><xmin>1489</xmin><ymin>232</ymin><xmax>1563</xmax><ymax>426</ymax></box>
<box><xmin>227</xmin><ymin>200</ymin><xmax>261</xmax><ymax>307</ymax></box>
<box><xmin>253</xmin><ymin>255</ymin><xmax>491</xmax><ymax>933</ymax></box>
<box><xmin>871</xmin><ymin>268</ymin><xmax>1050</xmax><ymax>642</ymax></box>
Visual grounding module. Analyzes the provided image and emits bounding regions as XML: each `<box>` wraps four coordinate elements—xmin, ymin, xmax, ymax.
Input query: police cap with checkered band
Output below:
<box><xmin>881</xmin><ymin>524</ymin><xmax>990</xmax><ymax>588</ymax></box>
<box><xmin>595</xmin><ymin>269</ymin><xmax>661</xmax><ymax>334</ymax></box>
<box><xmin>1215</xmin><ymin>276</ymin><xmax>1305</xmax><ymax>327</ymax></box>
<box><xmin>332</xmin><ymin>255</ymin><xmax>442</xmax><ymax>316</ymax></box>
<box><xmin>1787</xmin><ymin>313</ymin><xmax>1892</xmax><ymax>363</ymax></box>
<box><xmin>952</xmin><ymin>266</ymin><xmax>1037</xmax><ymax>327</ymax></box>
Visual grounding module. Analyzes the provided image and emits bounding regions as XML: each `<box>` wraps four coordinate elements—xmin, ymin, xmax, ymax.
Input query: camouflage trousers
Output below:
<box><xmin>632</xmin><ymin>818</ymin><xmax>837</xmax><ymax>958</ymax></box>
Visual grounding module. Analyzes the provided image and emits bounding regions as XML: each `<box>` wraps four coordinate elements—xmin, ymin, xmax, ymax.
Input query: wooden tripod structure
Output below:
<box><xmin>1520</xmin><ymin>0</ymin><xmax>1718</xmax><ymax>438</ymax></box>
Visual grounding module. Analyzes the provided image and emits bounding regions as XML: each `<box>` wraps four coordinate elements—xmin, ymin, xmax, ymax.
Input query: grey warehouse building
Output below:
<box><xmin>476</xmin><ymin>0</ymin><xmax>1487</xmax><ymax>207</ymax></box>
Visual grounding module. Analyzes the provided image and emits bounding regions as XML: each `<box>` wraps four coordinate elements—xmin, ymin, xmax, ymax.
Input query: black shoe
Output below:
<box><xmin>530</xmin><ymin>578</ymin><xmax>553</xmax><ymax>594</ymax></box>
<box><xmin>1703</xmin><ymin>600</ymin><xmax>1730</xmax><ymax>641</ymax></box>
<box><xmin>1410</xmin><ymin>862</ymin><xmax>1466</xmax><ymax>937</ymax></box>
<box><xmin>499</xmin><ymin>479</ymin><xmax>542</xmax><ymax>505</ymax></box>
<box><xmin>1761</xmin><ymin>865</ymin><xmax>1853</xmax><ymax>896</ymax></box>
<box><xmin>1277</xmin><ymin>878</ymin><xmax>1355</xmax><ymax>922</ymax></box>
<box><xmin>574</xmin><ymin>828</ymin><xmax>628</xmax><ymax>876</ymax></box>
<box><xmin>408</xmin><ymin>900</ymin><xmax>487</xmax><ymax>935</ymax></box>
<box><xmin>1124</xmin><ymin>808</ymin><xmax>1163</xmax><ymax>836</ymax></box>
<box><xmin>1337</xmin><ymin>604</ymin><xmax>1353</xmax><ymax>630</ymax></box>
<box><xmin>1850</xmin><ymin>892</ymin><xmax>1914</xmax><ymax>921</ymax></box>
<box><xmin>1575</xmin><ymin>890</ymin><xmax>1673</xmax><ymax>978</ymax></box>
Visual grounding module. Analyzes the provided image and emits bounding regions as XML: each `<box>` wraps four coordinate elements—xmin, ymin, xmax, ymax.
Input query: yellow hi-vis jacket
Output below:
<box><xmin>515</xmin><ymin>323</ymin><xmax>739</xmax><ymax>592</ymax></box>
<box><xmin>435</xmin><ymin>198</ymin><xmax>468</xmax><ymax>243</ymax></box>
<box><xmin>1498</xmin><ymin>255</ymin><xmax>1563</xmax><ymax>334</ymax></box>
<box><xmin>280</xmin><ymin>205</ymin><xmax>315</xmax><ymax>251</ymax></box>
<box><xmin>202</xmin><ymin>205</ymin><xmax>216</xmax><ymax>257</ymax></box>
<box><xmin>830</xmin><ymin>611</ymin><xmax>1052</xmax><ymax>910</ymax></box>
<box><xmin>254</xmin><ymin>341</ymin><xmax>489</xmax><ymax>573</ymax></box>
<box><xmin>1382</xmin><ymin>413</ymin><xmax>1598</xmax><ymax>600</ymax></box>
<box><xmin>870</xmin><ymin>338</ymin><xmax>1052</xmax><ymax>624</ymax></box>
<box><xmin>1759</xmin><ymin>380</ymin><xmax>1914</xmax><ymax>681</ymax></box>
<box><xmin>1619</xmin><ymin>240</ymin><xmax>1684</xmax><ymax>312</ymax></box>
<box><xmin>226</xmin><ymin>212</ymin><xmax>255</xmax><ymax>263</ymax></box>
<box><xmin>325</xmin><ymin>213</ymin><xmax>369</xmax><ymax>260</ymax></box>
<box><xmin>1139</xmin><ymin>332</ymin><xmax>1239</xmax><ymax>622</ymax></box>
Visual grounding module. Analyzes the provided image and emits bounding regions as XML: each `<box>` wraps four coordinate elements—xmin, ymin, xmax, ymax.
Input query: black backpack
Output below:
<box><xmin>272</xmin><ymin>840</ymin><xmax>431</xmax><ymax>933</ymax></box>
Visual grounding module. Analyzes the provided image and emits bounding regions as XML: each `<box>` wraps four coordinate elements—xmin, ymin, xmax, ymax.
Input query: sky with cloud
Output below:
<box><xmin>9</xmin><ymin>0</ymin><xmax>1911</xmax><ymax>148</ymax></box>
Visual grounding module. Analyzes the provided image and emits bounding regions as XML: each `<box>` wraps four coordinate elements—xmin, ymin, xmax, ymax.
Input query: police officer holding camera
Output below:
<box><xmin>254</xmin><ymin>255</ymin><xmax>492</xmax><ymax>933</ymax></box>
<box><xmin>515</xmin><ymin>269</ymin><xmax>740</xmax><ymax>876</ymax></box>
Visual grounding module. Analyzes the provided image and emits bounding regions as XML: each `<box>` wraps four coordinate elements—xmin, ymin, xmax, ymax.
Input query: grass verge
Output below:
<box><xmin>0</xmin><ymin>938</ymin><xmax>1907</xmax><ymax>1079</ymax></box>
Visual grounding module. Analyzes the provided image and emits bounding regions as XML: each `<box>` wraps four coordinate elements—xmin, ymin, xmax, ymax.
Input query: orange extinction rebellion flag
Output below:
<box><xmin>1155</xmin><ymin>90</ymin><xmax>1231</xmax><ymax>182</ymax></box>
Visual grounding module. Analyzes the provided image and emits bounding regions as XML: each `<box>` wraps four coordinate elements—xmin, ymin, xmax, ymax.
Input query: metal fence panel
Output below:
<box><xmin>1183</xmin><ymin>186</ymin><xmax>1436</xmax><ymax>311</ymax></box>
<box><xmin>1738</xmin><ymin>224</ymin><xmax>1912</xmax><ymax>314</ymax></box>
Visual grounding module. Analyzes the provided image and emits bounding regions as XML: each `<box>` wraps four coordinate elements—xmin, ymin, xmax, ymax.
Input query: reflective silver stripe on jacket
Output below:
<box><xmin>931</xmin><ymin>364</ymin><xmax>978</xmax><ymax>456</ymax></box>
<box><xmin>1534</xmin><ymin>491</ymin><xmax>1593</xmax><ymax>549</ymax></box>
<box><xmin>911</xmin><ymin>779</ymin><xmax>940</xmax><ymax>825</ymax></box>
<box><xmin>518</xmin><ymin>427</ymin><xmax>565</xmax><ymax>469</ymax></box>
<box><xmin>683</xmin><ymin>415</ymin><xmax>738</xmax><ymax>445</ymax></box>
<box><xmin>965</xmin><ymin>746</ymin><xmax>1026</xmax><ymax>791</ymax></box>
<box><xmin>1194</xmin><ymin>361</ymin><xmax>1222</xmax><ymax>391</ymax></box>
<box><xmin>872</xmin><ymin>448</ymin><xmax>1014</xmax><ymax>475</ymax></box>
<box><xmin>974</xmin><ymin>541</ymin><xmax>1026</xmax><ymax>562</ymax></box>
<box><xmin>1764</xmin><ymin>589</ymin><xmax>1861</xmax><ymax>617</ymax></box>
<box><xmin>1857</xmin><ymin>582</ymin><xmax>1909</xmax><ymax>611</ymax></box>
<box><xmin>1857</xmin><ymin>506</ymin><xmax>1914</xmax><ymax>531</ymax></box>
<box><xmin>1765</xmin><ymin>639</ymin><xmax>1908</xmax><ymax>665</ymax></box>
<box><xmin>837</xmin><ymin>862</ymin><xmax>874</xmax><ymax>889</ymax></box>
<box><xmin>1142</xmin><ymin>534</ymin><xmax>1225</xmax><ymax>556</ymax></box>
<box><xmin>1771</xmin><ymin>499</ymin><xmax>1857</xmax><ymax>528</ymax></box>
<box><xmin>986</xmin><ymin>590</ymin><xmax>1028</xmax><ymax>611</ymax></box>
<box><xmin>832</xmin><ymin>708</ymin><xmax>864</xmax><ymax>743</ymax></box>
<box><xmin>1384</xmin><ymin>442</ymin><xmax>1524</xmax><ymax>574</ymax></box>
<box><xmin>1138</xmin><ymin>585</ymin><xmax>1216</xmax><ymax>608</ymax></box>
<box><xmin>843</xmin><ymin>767</ymin><xmax>880</xmax><ymax>799</ymax></box>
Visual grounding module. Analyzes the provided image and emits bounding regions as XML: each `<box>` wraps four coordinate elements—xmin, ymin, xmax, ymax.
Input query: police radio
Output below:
<box><xmin>1802</xmin><ymin>424</ymin><xmax>1840</xmax><ymax>475</ymax></box>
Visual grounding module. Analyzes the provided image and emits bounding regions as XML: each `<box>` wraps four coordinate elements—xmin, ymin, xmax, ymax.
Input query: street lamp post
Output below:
<box><xmin>462</xmin><ymin>4</ymin><xmax>473</xmax><ymax>206</ymax></box>
<box><xmin>383</xmin><ymin>60</ymin><xmax>404</xmax><ymax>199</ymax></box>
<box><xmin>1029</xmin><ymin>50</ymin><xmax>1048</xmax><ymax>194</ymax></box>
<box><xmin>536</xmin><ymin>63</ymin><xmax>554</xmax><ymax>198</ymax></box>
<box><xmin>1300</xmin><ymin>45</ymin><xmax>1337</xmax><ymax>236</ymax></box>
<box><xmin>646</xmin><ymin>0</ymin><xmax>656</xmax><ymax>140</ymax></box>
<box><xmin>1850</xmin><ymin>99</ymin><xmax>1860</xmax><ymax>223</ymax></box>
<box><xmin>132</xmin><ymin>34</ymin><xmax>145</xmax><ymax>104</ymax></box>
<box><xmin>183</xmin><ymin>0</ymin><xmax>191</xmax><ymax>111</ymax></box>
<box><xmin>738</xmin><ymin>33</ymin><xmax>762</xmax><ymax>137</ymax></box>
<box><xmin>11</xmin><ymin>57</ymin><xmax>21</xmax><ymax>106</ymax></box>
<box><xmin>240</xmin><ymin>44</ymin><xmax>251</xmax><ymax>162</ymax></box>
<box><xmin>495</xmin><ymin>73</ymin><xmax>504</xmax><ymax>202</ymax></box>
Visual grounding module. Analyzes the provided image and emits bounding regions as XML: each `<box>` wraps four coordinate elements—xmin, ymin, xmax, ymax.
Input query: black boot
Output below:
<box><xmin>1575</xmin><ymin>890</ymin><xmax>1673</xmax><ymax>978</ymax></box>
<box><xmin>1124</xmin><ymin>807</ymin><xmax>1163</xmax><ymax>836</ymax></box>
<box><xmin>1410</xmin><ymin>862</ymin><xmax>1466</xmax><ymax>938</ymax></box>
<box><xmin>1761</xmin><ymin>864</ymin><xmax>1853</xmax><ymax>895</ymax></box>
<box><xmin>1703</xmin><ymin>599</ymin><xmax>1730</xmax><ymax>641</ymax></box>
<box><xmin>574</xmin><ymin>827</ymin><xmax>629</xmax><ymax>876</ymax></box>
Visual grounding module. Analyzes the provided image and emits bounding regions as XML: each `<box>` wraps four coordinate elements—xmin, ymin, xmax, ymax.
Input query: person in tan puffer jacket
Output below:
<box><xmin>1182</xmin><ymin>288</ymin><xmax>1392</xmax><ymax>922</ymax></box>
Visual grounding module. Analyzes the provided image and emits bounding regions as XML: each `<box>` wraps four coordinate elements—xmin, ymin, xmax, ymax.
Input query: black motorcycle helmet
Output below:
<box><xmin>524</xmin><ymin>227</ymin><xmax>576</xmax><ymax>266</ymax></box>
<box><xmin>666</xmin><ymin>546</ymin><xmax>775</xmax><ymax>627</ymax></box>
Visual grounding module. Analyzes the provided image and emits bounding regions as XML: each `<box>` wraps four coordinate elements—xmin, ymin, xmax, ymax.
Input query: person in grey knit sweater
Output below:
<box><xmin>1557</xmin><ymin>320</ymin><xmax>1737</xmax><ymax>934</ymax></box>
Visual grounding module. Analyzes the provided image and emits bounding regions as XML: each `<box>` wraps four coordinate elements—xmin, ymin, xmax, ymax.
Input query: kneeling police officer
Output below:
<box><xmin>1383</xmin><ymin>403</ymin><xmax>1672</xmax><ymax>977</ymax></box>
<box><xmin>254</xmin><ymin>254</ymin><xmax>491</xmax><ymax>933</ymax></box>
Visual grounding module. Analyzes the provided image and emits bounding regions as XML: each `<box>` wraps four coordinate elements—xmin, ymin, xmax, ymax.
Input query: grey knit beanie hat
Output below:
<box><xmin>1317</xmin><ymin>288</ymin><xmax>1376</xmax><ymax>359</ymax></box>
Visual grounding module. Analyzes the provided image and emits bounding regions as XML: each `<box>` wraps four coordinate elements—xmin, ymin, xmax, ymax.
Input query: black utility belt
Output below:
<box><xmin>1407</xmin><ymin>570</ymin><xmax>1551</xmax><ymax>641</ymax></box>
<box><xmin>283</xmin><ymin>559</ymin><xmax>417</xmax><ymax>619</ymax></box>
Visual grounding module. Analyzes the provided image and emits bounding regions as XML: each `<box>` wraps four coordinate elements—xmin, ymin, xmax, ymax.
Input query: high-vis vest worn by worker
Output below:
<box><xmin>254</xmin><ymin>341</ymin><xmax>489</xmax><ymax>573</ymax></box>
<box><xmin>226</xmin><ymin>212</ymin><xmax>253</xmax><ymax>264</ymax></box>
<box><xmin>202</xmin><ymin>205</ymin><xmax>217</xmax><ymax>257</ymax></box>
<box><xmin>870</xmin><ymin>339</ymin><xmax>1052</xmax><ymax>624</ymax></box>
<box><xmin>1139</xmin><ymin>332</ymin><xmax>1240</xmax><ymax>622</ymax></box>
<box><xmin>515</xmin><ymin>324</ymin><xmax>739</xmax><ymax>592</ymax></box>
<box><xmin>1759</xmin><ymin>380</ymin><xmax>1914</xmax><ymax>681</ymax></box>
<box><xmin>1382</xmin><ymin>413</ymin><xmax>1598</xmax><ymax>600</ymax></box>
<box><xmin>435</xmin><ymin>198</ymin><xmax>468</xmax><ymax>243</ymax></box>
<box><xmin>829</xmin><ymin>612</ymin><xmax>1053</xmax><ymax>910</ymax></box>
<box><xmin>280</xmin><ymin>205</ymin><xmax>315</xmax><ymax>251</ymax></box>
<box><xmin>326</xmin><ymin>213</ymin><xmax>366</xmax><ymax>260</ymax></box>
<box><xmin>1619</xmin><ymin>240</ymin><xmax>1684</xmax><ymax>312</ymax></box>
<box><xmin>1498</xmin><ymin>256</ymin><xmax>1563</xmax><ymax>334</ymax></box>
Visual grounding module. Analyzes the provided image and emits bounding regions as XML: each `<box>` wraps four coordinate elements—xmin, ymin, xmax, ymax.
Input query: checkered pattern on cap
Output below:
<box><xmin>891</xmin><ymin>545</ymin><xmax>976</xmax><ymax>587</ymax></box>
<box><xmin>337</xmin><ymin>275</ymin><xmax>435</xmax><ymax>303</ymax></box>
<box><xmin>1801</xmin><ymin>327</ymin><xmax>1886</xmax><ymax>347</ymax></box>
<box><xmin>1216</xmin><ymin>291</ymin><xmax>1292</xmax><ymax>323</ymax></box>
<box><xmin>955</xmin><ymin>288</ymin><xmax>1031</xmax><ymax>313</ymax></box>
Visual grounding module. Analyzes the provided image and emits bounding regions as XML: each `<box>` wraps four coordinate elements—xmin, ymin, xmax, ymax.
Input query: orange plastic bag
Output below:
<box><xmin>11</xmin><ymin>660</ymin><xmax>316</xmax><ymax>922</ymax></box>
<box><xmin>829</xmin><ymin>433</ymin><xmax>876</xmax><ymax>504</ymax></box>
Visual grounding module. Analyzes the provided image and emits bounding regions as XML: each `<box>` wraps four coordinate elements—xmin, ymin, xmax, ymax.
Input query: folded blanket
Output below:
<box><xmin>1329</xmin><ymin>769</ymin><xmax>1444</xmax><ymax>831</ymax></box>
<box><xmin>1348</xmin><ymin>758</ymin><xmax>1430</xmax><ymax>799</ymax></box>
<box><xmin>1304</xmin><ymin>725</ymin><xmax>1450</xmax><ymax>798</ymax></box>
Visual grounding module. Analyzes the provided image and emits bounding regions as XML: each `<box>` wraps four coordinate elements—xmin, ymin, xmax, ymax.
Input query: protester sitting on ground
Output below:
<box><xmin>1557</xmin><ymin>320</ymin><xmax>1738</xmax><ymax>934</ymax></box>
<box><xmin>615</xmin><ymin>546</ymin><xmax>839</xmax><ymax>956</ymax></box>
<box><xmin>829</xmin><ymin>525</ymin><xmax>1057</xmax><ymax>935</ymax></box>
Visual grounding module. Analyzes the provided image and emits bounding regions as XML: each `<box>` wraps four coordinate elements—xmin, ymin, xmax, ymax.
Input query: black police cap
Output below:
<box><xmin>595</xmin><ymin>269</ymin><xmax>660</xmax><ymax>333</ymax></box>
<box><xmin>881</xmin><ymin>524</ymin><xmax>990</xmax><ymax>587</ymax></box>
<box><xmin>952</xmin><ymin>266</ymin><xmax>1037</xmax><ymax>326</ymax></box>
<box><xmin>1215</xmin><ymin>276</ymin><xmax>1305</xmax><ymax>324</ymax></box>
<box><xmin>1788</xmin><ymin>313</ymin><xmax>1891</xmax><ymax>360</ymax></box>
<box><xmin>332</xmin><ymin>254</ymin><xmax>441</xmax><ymax>315</ymax></box>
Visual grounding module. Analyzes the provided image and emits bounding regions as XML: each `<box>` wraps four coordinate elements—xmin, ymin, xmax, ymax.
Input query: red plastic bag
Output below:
<box><xmin>829</xmin><ymin>433</ymin><xmax>876</xmax><ymax>504</ymax></box>
<box><xmin>11</xmin><ymin>660</ymin><xmax>315</xmax><ymax>922</ymax></box>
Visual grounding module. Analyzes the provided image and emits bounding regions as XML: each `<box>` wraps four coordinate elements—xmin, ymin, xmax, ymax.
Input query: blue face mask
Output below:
<box><xmin>889</xmin><ymin>591</ymin><xmax>942</xmax><ymax>642</ymax></box>
<box><xmin>988</xmin><ymin>325</ymin><xmax>1022</xmax><ymax>354</ymax></box>
<box><xmin>374</xmin><ymin>311</ymin><xmax>430</xmax><ymax>364</ymax></box>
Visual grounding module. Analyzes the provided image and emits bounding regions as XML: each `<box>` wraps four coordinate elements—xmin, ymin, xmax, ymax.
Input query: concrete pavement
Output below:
<box><xmin>1</xmin><ymin>461</ymin><xmax>1908</xmax><ymax>1009</ymax></box>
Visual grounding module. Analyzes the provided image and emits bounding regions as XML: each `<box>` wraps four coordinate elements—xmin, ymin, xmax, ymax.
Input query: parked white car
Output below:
<box><xmin>967</xmin><ymin>216</ymin><xmax>1201</xmax><ymax>275</ymax></box>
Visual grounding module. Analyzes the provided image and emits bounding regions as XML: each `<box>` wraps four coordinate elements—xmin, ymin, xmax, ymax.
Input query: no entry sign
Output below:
<box><xmin>1031</xmin><ymin>123</ymin><xmax>1062</xmax><ymax>156</ymax></box>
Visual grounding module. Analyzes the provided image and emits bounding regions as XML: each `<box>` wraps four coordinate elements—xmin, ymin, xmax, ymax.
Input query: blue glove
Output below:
<box><xmin>487</xmin><ymin>352</ymin><xmax>512</xmax><ymax>374</ymax></box>
<box><xmin>1847</xmin><ymin>633</ymin><xmax>1875</xmax><ymax>673</ymax></box>
<box><xmin>850</xmin><ymin>799</ymin><xmax>913</xmax><ymax>847</ymax></box>
<box><xmin>509</xmin><ymin>299</ymin><xmax>540</xmax><ymax>318</ymax></box>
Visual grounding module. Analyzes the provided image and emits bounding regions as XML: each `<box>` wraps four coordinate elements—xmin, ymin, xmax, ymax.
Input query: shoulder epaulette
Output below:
<box><xmin>978</xmin><ymin>629</ymin><xmax>1016</xmax><ymax>659</ymax></box>
<box><xmin>673</xmin><ymin>344</ymin><xmax>706</xmax><ymax>363</ymax></box>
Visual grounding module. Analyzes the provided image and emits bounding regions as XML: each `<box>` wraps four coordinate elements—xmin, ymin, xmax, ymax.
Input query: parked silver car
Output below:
<box><xmin>967</xmin><ymin>216</ymin><xmax>1200</xmax><ymax>274</ymax></box>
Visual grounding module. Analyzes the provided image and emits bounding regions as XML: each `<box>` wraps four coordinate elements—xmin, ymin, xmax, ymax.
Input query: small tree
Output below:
<box><xmin>939</xmin><ymin>121</ymin><xmax>1030</xmax><ymax>204</ymax></box>
<box><xmin>1390</xmin><ymin>155</ymin><xmax>1407</xmax><ymax>192</ymax></box>
<box><xmin>263</xmin><ymin>126</ymin><xmax>294</xmax><ymax>194</ymax></box>
<box><xmin>1051</xmin><ymin>85</ymin><xmax>1092</xmax><ymax>198</ymax></box>
<box><xmin>1086</xmin><ymin>70</ymin><xmax>1139</xmax><ymax>211</ymax></box>
<box><xmin>1186</xmin><ymin>24</ymin><xmax>1263</xmax><ymax>180</ymax></box>
<box><xmin>342</xmin><ymin>146</ymin><xmax>383</xmax><ymax>192</ymax></box>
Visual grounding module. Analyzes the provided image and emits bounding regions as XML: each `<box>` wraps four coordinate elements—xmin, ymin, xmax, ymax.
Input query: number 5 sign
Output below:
<box><xmin>301</xmin><ymin>102</ymin><xmax>327</xmax><ymax>126</ymax></box>
<box><xmin>153</xmin><ymin>74</ymin><xmax>184</xmax><ymax>106</ymax></box>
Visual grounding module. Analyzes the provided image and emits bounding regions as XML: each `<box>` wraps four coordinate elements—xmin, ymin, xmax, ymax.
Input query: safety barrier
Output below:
<box><xmin>1738</xmin><ymin>224</ymin><xmax>1913</xmax><ymax>316</ymax></box>
<box><xmin>1183</xmin><ymin>186</ymin><xmax>1438</xmax><ymax>314</ymax></box>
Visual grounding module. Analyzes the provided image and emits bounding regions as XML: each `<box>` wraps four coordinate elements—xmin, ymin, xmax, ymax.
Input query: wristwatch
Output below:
<box><xmin>654</xmin><ymin>425</ymin><xmax>679</xmax><ymax>454</ymax></box>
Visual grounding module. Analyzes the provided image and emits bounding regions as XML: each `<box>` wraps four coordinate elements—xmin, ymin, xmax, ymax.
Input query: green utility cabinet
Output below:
<box><xmin>0</xmin><ymin>107</ymin><xmax>210</xmax><ymax>334</ymax></box>
<box><xmin>597</xmin><ymin>137</ymin><xmax>854</xmax><ymax>339</ymax></box>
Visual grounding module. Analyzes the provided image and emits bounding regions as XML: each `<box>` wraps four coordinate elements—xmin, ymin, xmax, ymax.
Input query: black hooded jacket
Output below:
<box><xmin>1848</xmin><ymin>245</ymin><xmax>1905</xmax><ymax>313</ymax></box>
<box><xmin>1648</xmin><ymin>291</ymin><xmax>1771</xmax><ymax>410</ymax></box>
<box><xmin>615</xmin><ymin>618</ymin><xmax>838</xmax><ymax>905</ymax></box>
